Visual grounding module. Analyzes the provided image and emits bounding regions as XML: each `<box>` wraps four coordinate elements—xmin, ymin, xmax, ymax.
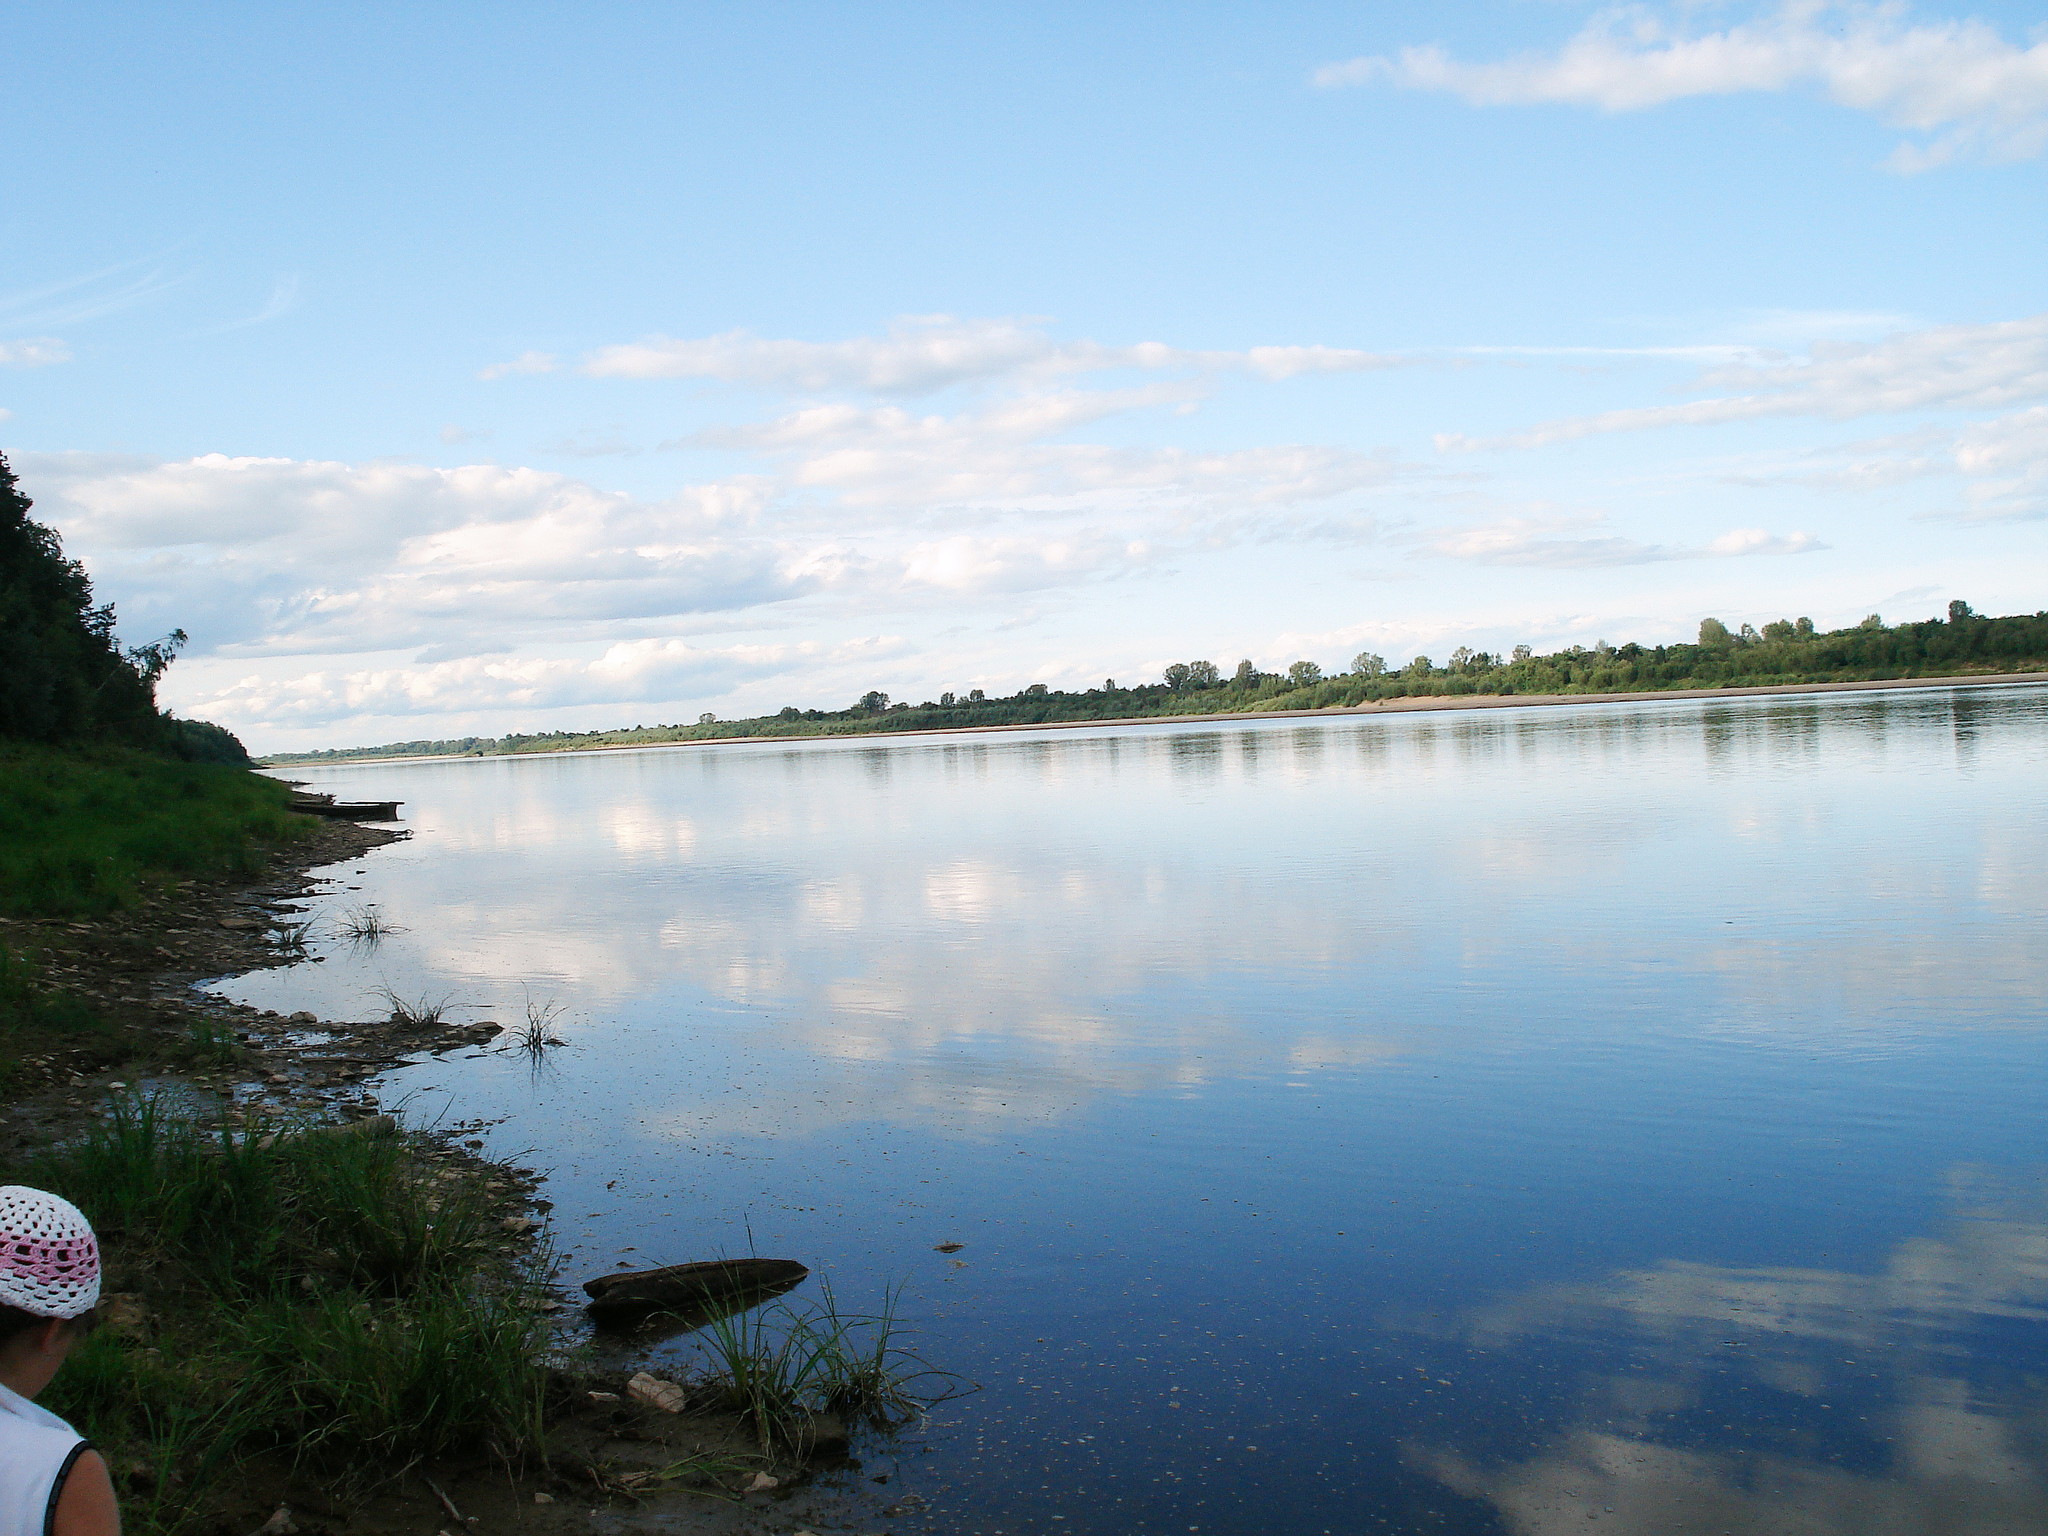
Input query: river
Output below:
<box><xmin>227</xmin><ymin>682</ymin><xmax>2048</xmax><ymax>1535</ymax></box>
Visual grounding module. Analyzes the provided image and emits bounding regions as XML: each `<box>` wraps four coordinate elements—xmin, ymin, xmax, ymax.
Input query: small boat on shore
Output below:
<box><xmin>582</xmin><ymin>1258</ymin><xmax>809</xmax><ymax>1323</ymax></box>
<box><xmin>288</xmin><ymin>793</ymin><xmax>403</xmax><ymax>820</ymax></box>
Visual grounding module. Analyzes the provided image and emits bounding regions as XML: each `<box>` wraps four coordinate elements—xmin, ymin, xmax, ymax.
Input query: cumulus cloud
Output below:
<box><xmin>1318</xmin><ymin>2</ymin><xmax>2048</xmax><ymax>169</ymax></box>
<box><xmin>1440</xmin><ymin>313</ymin><xmax>2048</xmax><ymax>450</ymax></box>
<box><xmin>1429</xmin><ymin>514</ymin><xmax>1824</xmax><ymax>567</ymax></box>
<box><xmin>0</xmin><ymin>338</ymin><xmax>70</xmax><ymax>367</ymax></box>
<box><xmin>178</xmin><ymin>634</ymin><xmax>907</xmax><ymax>728</ymax></box>
<box><xmin>16</xmin><ymin>370</ymin><xmax>1400</xmax><ymax>696</ymax></box>
<box><xmin>17</xmin><ymin>451</ymin><xmax>797</xmax><ymax>656</ymax></box>
<box><xmin>560</xmin><ymin>315</ymin><xmax>1410</xmax><ymax>394</ymax></box>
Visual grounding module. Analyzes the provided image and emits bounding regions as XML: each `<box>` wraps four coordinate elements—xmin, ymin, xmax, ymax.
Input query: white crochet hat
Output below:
<box><xmin>0</xmin><ymin>1188</ymin><xmax>100</xmax><ymax>1320</ymax></box>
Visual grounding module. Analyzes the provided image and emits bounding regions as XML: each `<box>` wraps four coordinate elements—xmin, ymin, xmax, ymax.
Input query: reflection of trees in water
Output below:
<box><xmin>1420</xmin><ymin>1170</ymin><xmax>2048</xmax><ymax>1534</ymax></box>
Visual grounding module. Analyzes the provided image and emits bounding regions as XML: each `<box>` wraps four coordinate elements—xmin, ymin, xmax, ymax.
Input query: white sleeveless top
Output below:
<box><xmin>0</xmin><ymin>1381</ymin><xmax>86</xmax><ymax>1536</ymax></box>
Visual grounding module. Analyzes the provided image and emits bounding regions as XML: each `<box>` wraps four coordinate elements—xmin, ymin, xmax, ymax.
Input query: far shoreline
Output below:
<box><xmin>262</xmin><ymin>668</ymin><xmax>2048</xmax><ymax>770</ymax></box>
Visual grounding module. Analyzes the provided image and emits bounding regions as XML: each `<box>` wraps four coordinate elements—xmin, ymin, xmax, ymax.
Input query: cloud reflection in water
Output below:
<box><xmin>1424</xmin><ymin>1168</ymin><xmax>2048</xmax><ymax>1533</ymax></box>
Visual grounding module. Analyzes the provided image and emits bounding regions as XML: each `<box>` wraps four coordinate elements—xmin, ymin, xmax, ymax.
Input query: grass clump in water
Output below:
<box><xmin>507</xmin><ymin>991</ymin><xmax>568</xmax><ymax>1054</ymax></box>
<box><xmin>370</xmin><ymin>985</ymin><xmax>453</xmax><ymax>1027</ymax></box>
<box><xmin>335</xmin><ymin>902</ymin><xmax>399</xmax><ymax>943</ymax></box>
<box><xmin>692</xmin><ymin>1283</ymin><xmax>960</xmax><ymax>1451</ymax></box>
<box><xmin>21</xmin><ymin>1097</ymin><xmax>550</xmax><ymax>1535</ymax></box>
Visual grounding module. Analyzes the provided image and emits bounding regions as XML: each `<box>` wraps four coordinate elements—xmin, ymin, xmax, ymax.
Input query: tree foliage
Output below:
<box><xmin>0</xmin><ymin>452</ymin><xmax>247</xmax><ymax>760</ymax></box>
<box><xmin>268</xmin><ymin>601</ymin><xmax>2048</xmax><ymax>765</ymax></box>
<box><xmin>0</xmin><ymin>454</ymin><xmax>166</xmax><ymax>745</ymax></box>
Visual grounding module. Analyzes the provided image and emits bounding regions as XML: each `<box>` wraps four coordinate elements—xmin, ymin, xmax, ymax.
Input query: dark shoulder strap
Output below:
<box><xmin>42</xmin><ymin>1441</ymin><xmax>91</xmax><ymax>1536</ymax></box>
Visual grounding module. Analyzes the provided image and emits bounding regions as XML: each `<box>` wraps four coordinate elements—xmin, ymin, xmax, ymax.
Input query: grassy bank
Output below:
<box><xmin>268</xmin><ymin>602</ymin><xmax>2048</xmax><ymax>765</ymax></box>
<box><xmin>0</xmin><ymin>743</ymin><xmax>308</xmax><ymax>917</ymax></box>
<box><xmin>26</xmin><ymin>1099</ymin><xmax>552</xmax><ymax>1536</ymax></box>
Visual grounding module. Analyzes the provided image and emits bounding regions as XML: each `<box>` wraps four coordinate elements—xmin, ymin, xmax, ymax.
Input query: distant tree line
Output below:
<box><xmin>0</xmin><ymin>451</ymin><xmax>248</xmax><ymax>762</ymax></box>
<box><xmin>266</xmin><ymin>600</ymin><xmax>2048</xmax><ymax>764</ymax></box>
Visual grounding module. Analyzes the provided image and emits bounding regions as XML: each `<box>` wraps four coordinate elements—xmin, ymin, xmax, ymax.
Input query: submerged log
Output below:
<box><xmin>582</xmin><ymin>1258</ymin><xmax>809</xmax><ymax>1322</ymax></box>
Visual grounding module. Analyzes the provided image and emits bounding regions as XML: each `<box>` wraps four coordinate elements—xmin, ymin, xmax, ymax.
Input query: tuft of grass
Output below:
<box><xmin>690</xmin><ymin>1282</ymin><xmax>962</xmax><ymax>1451</ymax></box>
<box><xmin>0</xmin><ymin>743</ymin><xmax>309</xmax><ymax>918</ymax></box>
<box><xmin>272</xmin><ymin>919</ymin><xmax>313</xmax><ymax>955</ymax></box>
<box><xmin>335</xmin><ymin>902</ymin><xmax>400</xmax><ymax>943</ymax></box>
<box><xmin>506</xmin><ymin>990</ymin><xmax>568</xmax><ymax>1053</ymax></box>
<box><xmin>181</xmin><ymin>1016</ymin><xmax>242</xmax><ymax>1068</ymax></box>
<box><xmin>371</xmin><ymin>985</ymin><xmax>454</xmax><ymax>1027</ymax></box>
<box><xmin>24</xmin><ymin>1098</ymin><xmax>551</xmax><ymax>1534</ymax></box>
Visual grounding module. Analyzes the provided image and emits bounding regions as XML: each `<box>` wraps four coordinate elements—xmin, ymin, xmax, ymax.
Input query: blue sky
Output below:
<box><xmin>4</xmin><ymin>1</ymin><xmax>2044</xmax><ymax>749</ymax></box>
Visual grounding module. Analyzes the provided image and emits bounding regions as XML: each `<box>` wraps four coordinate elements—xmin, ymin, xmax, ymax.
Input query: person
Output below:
<box><xmin>0</xmin><ymin>1188</ymin><xmax>117</xmax><ymax>1536</ymax></box>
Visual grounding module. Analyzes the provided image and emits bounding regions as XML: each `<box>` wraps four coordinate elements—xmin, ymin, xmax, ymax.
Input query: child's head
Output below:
<box><xmin>0</xmin><ymin>1187</ymin><xmax>100</xmax><ymax>1356</ymax></box>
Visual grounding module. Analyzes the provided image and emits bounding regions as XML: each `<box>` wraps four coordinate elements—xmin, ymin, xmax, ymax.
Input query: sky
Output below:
<box><xmin>3</xmin><ymin>1</ymin><xmax>2045</xmax><ymax>751</ymax></box>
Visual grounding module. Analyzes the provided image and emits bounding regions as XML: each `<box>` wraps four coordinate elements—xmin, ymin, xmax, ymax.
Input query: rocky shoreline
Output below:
<box><xmin>1</xmin><ymin>814</ymin><xmax>901</xmax><ymax>1536</ymax></box>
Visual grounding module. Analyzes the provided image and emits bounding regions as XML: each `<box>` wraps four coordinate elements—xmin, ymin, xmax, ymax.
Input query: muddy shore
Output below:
<box><xmin>1</xmin><ymin>812</ymin><xmax>902</xmax><ymax>1536</ymax></box>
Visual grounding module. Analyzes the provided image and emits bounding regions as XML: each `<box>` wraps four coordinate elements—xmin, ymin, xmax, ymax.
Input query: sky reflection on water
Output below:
<box><xmin>229</xmin><ymin>686</ymin><xmax>2048</xmax><ymax>1533</ymax></box>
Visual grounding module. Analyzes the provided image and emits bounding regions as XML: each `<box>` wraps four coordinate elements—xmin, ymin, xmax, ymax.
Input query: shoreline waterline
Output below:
<box><xmin>261</xmin><ymin>668</ymin><xmax>2048</xmax><ymax>767</ymax></box>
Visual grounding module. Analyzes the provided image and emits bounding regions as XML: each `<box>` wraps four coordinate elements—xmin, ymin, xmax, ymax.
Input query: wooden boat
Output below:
<box><xmin>289</xmin><ymin>794</ymin><xmax>403</xmax><ymax>820</ymax></box>
<box><xmin>582</xmin><ymin>1258</ymin><xmax>809</xmax><ymax>1322</ymax></box>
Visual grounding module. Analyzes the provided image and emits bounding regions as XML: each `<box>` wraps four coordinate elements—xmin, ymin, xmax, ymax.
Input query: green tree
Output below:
<box><xmin>1949</xmin><ymin>599</ymin><xmax>1974</xmax><ymax>622</ymax></box>
<box><xmin>1349</xmin><ymin>651</ymin><xmax>1386</xmax><ymax>677</ymax></box>
<box><xmin>1231</xmin><ymin>659</ymin><xmax>1258</xmax><ymax>687</ymax></box>
<box><xmin>1698</xmin><ymin>618</ymin><xmax>1733</xmax><ymax>647</ymax></box>
<box><xmin>858</xmin><ymin>690</ymin><xmax>889</xmax><ymax>712</ymax></box>
<box><xmin>1287</xmin><ymin>660</ymin><xmax>1323</xmax><ymax>688</ymax></box>
<box><xmin>1185</xmin><ymin>660</ymin><xmax>1220</xmax><ymax>688</ymax></box>
<box><xmin>0</xmin><ymin>452</ymin><xmax>170</xmax><ymax>744</ymax></box>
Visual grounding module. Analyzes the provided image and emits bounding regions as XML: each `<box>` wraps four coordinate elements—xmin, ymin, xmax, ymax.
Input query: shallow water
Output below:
<box><xmin>228</xmin><ymin>685</ymin><xmax>2048</xmax><ymax>1535</ymax></box>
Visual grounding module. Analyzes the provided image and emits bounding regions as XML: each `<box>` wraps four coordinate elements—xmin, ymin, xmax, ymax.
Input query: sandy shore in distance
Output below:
<box><xmin>277</xmin><ymin>670</ymin><xmax>2048</xmax><ymax>768</ymax></box>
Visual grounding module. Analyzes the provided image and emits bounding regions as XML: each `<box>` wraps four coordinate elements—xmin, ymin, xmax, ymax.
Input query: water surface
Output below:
<box><xmin>230</xmin><ymin>685</ymin><xmax>2048</xmax><ymax>1535</ymax></box>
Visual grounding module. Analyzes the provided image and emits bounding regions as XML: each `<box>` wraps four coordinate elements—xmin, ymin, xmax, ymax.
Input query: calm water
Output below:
<box><xmin>228</xmin><ymin>686</ymin><xmax>2048</xmax><ymax>1535</ymax></box>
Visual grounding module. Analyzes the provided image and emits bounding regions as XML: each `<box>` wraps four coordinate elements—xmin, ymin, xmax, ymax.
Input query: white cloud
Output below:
<box><xmin>0</xmin><ymin>338</ymin><xmax>70</xmax><ymax>367</ymax></box>
<box><xmin>180</xmin><ymin>634</ymin><xmax>906</xmax><ymax>728</ymax></box>
<box><xmin>1429</xmin><ymin>513</ymin><xmax>1824</xmax><ymax>567</ymax></box>
<box><xmin>16</xmin><ymin>379</ymin><xmax>1399</xmax><ymax>684</ymax></box>
<box><xmin>1441</xmin><ymin>313</ymin><xmax>2048</xmax><ymax>450</ymax></box>
<box><xmin>692</xmin><ymin>389</ymin><xmax>1401</xmax><ymax>512</ymax></box>
<box><xmin>477</xmin><ymin>349</ymin><xmax>557</xmax><ymax>380</ymax></box>
<box><xmin>17</xmin><ymin>451</ymin><xmax>798</xmax><ymax>656</ymax></box>
<box><xmin>1951</xmin><ymin>405</ymin><xmax>2048</xmax><ymax>518</ymax></box>
<box><xmin>1318</xmin><ymin>2</ymin><xmax>2048</xmax><ymax>169</ymax></box>
<box><xmin>566</xmin><ymin>315</ymin><xmax>1410</xmax><ymax>394</ymax></box>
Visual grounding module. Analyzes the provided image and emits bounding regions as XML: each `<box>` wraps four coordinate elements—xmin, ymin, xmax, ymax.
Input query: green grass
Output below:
<box><xmin>691</xmin><ymin>1283</ymin><xmax>960</xmax><ymax>1450</ymax></box>
<box><xmin>23</xmin><ymin>1098</ymin><xmax>551</xmax><ymax>1534</ymax></box>
<box><xmin>371</xmin><ymin>985</ymin><xmax>455</xmax><ymax>1027</ymax></box>
<box><xmin>0</xmin><ymin>742</ymin><xmax>310</xmax><ymax>917</ymax></box>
